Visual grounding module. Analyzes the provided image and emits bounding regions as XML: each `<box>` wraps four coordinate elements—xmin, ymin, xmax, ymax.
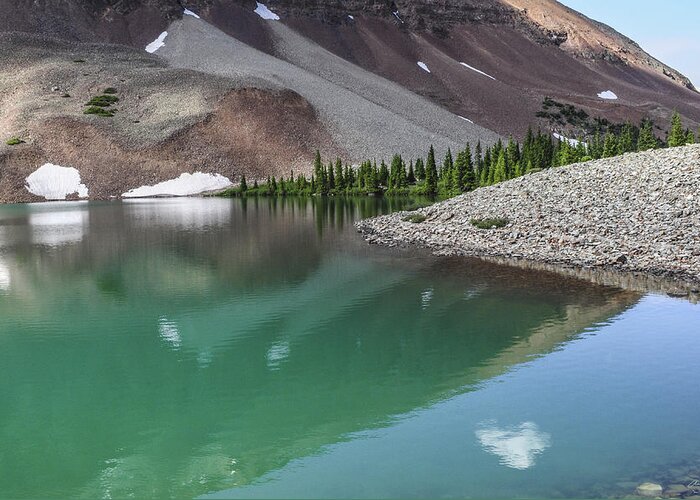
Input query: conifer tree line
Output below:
<box><xmin>223</xmin><ymin>112</ymin><xmax>698</xmax><ymax>199</ymax></box>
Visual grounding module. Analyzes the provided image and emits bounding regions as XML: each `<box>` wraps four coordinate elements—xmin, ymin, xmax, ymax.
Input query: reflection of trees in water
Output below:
<box><xmin>0</xmin><ymin>199</ymin><xmax>642</xmax><ymax>498</ymax></box>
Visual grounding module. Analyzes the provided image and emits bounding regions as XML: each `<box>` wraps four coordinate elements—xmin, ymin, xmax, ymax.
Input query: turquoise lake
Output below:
<box><xmin>0</xmin><ymin>197</ymin><xmax>698</xmax><ymax>498</ymax></box>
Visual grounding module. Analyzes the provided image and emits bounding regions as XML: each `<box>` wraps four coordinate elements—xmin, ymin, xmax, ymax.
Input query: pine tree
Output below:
<box><xmin>328</xmin><ymin>164</ymin><xmax>336</xmax><ymax>191</ymax></box>
<box><xmin>603</xmin><ymin>133</ymin><xmax>618</xmax><ymax>158</ymax></box>
<box><xmin>379</xmin><ymin>160</ymin><xmax>389</xmax><ymax>188</ymax></box>
<box><xmin>313</xmin><ymin>150</ymin><xmax>323</xmax><ymax>186</ymax></box>
<box><xmin>407</xmin><ymin>160</ymin><xmax>416</xmax><ymax>184</ymax></box>
<box><xmin>686</xmin><ymin>129</ymin><xmax>696</xmax><ymax>144</ymax></box>
<box><xmin>668</xmin><ymin>112</ymin><xmax>685</xmax><ymax>147</ymax></box>
<box><xmin>240</xmin><ymin>175</ymin><xmax>247</xmax><ymax>192</ymax></box>
<box><xmin>334</xmin><ymin>158</ymin><xmax>344</xmax><ymax>191</ymax></box>
<box><xmin>637</xmin><ymin>120</ymin><xmax>657</xmax><ymax>151</ymax></box>
<box><xmin>415</xmin><ymin>158</ymin><xmax>426</xmax><ymax>181</ymax></box>
<box><xmin>425</xmin><ymin>145</ymin><xmax>438</xmax><ymax>196</ymax></box>
<box><xmin>492</xmin><ymin>149</ymin><xmax>507</xmax><ymax>183</ymax></box>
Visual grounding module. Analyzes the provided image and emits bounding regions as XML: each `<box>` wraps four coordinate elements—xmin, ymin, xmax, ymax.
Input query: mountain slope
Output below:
<box><xmin>0</xmin><ymin>0</ymin><xmax>699</xmax><ymax>203</ymax></box>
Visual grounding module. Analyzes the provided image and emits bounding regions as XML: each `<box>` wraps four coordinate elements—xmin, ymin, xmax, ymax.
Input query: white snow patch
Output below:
<box><xmin>25</xmin><ymin>163</ymin><xmax>89</xmax><ymax>200</ymax></box>
<box><xmin>183</xmin><ymin>8</ymin><xmax>200</xmax><ymax>19</ymax></box>
<box><xmin>348</xmin><ymin>14</ymin><xmax>354</xmax><ymax>20</ymax></box>
<box><xmin>254</xmin><ymin>2</ymin><xmax>280</xmax><ymax>20</ymax></box>
<box><xmin>476</xmin><ymin>421</ymin><xmax>551</xmax><ymax>470</ymax></box>
<box><xmin>122</xmin><ymin>172</ymin><xmax>232</xmax><ymax>198</ymax></box>
<box><xmin>597</xmin><ymin>90</ymin><xmax>618</xmax><ymax>100</ymax></box>
<box><xmin>145</xmin><ymin>31</ymin><xmax>168</xmax><ymax>53</ymax></box>
<box><xmin>417</xmin><ymin>61</ymin><xmax>431</xmax><ymax>73</ymax></box>
<box><xmin>459</xmin><ymin>62</ymin><xmax>496</xmax><ymax>80</ymax></box>
<box><xmin>459</xmin><ymin>116</ymin><xmax>474</xmax><ymax>124</ymax></box>
<box><xmin>393</xmin><ymin>10</ymin><xmax>404</xmax><ymax>23</ymax></box>
<box><xmin>553</xmin><ymin>133</ymin><xmax>582</xmax><ymax>147</ymax></box>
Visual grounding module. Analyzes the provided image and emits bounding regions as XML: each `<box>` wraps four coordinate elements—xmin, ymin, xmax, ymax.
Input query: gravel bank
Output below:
<box><xmin>357</xmin><ymin>145</ymin><xmax>700</xmax><ymax>290</ymax></box>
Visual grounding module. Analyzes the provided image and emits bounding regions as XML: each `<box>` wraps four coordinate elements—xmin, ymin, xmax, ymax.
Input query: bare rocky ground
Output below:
<box><xmin>357</xmin><ymin>145</ymin><xmax>700</xmax><ymax>295</ymax></box>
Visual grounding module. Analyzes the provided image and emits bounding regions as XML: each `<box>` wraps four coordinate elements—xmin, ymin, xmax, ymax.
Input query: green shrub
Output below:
<box><xmin>6</xmin><ymin>137</ymin><xmax>25</xmax><ymax>146</ymax></box>
<box><xmin>73</xmin><ymin>59</ymin><xmax>86</xmax><ymax>63</ymax></box>
<box><xmin>470</xmin><ymin>217</ymin><xmax>509</xmax><ymax>229</ymax></box>
<box><xmin>402</xmin><ymin>200</ymin><xmax>433</xmax><ymax>211</ymax></box>
<box><xmin>84</xmin><ymin>106</ymin><xmax>116</xmax><ymax>117</ymax></box>
<box><xmin>86</xmin><ymin>95</ymin><xmax>119</xmax><ymax>107</ymax></box>
<box><xmin>402</xmin><ymin>213</ymin><xmax>427</xmax><ymax>223</ymax></box>
<box><xmin>103</xmin><ymin>88</ymin><xmax>118</xmax><ymax>94</ymax></box>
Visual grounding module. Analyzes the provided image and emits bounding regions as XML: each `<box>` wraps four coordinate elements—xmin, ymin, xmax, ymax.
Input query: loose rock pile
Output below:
<box><xmin>357</xmin><ymin>144</ymin><xmax>700</xmax><ymax>287</ymax></box>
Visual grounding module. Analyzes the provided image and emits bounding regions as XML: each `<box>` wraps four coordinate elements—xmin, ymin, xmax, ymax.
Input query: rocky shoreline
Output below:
<box><xmin>356</xmin><ymin>145</ymin><xmax>700</xmax><ymax>296</ymax></box>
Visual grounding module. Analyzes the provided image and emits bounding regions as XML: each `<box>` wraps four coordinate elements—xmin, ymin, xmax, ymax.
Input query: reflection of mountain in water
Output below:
<box><xmin>0</xmin><ymin>199</ymin><xmax>640</xmax><ymax>498</ymax></box>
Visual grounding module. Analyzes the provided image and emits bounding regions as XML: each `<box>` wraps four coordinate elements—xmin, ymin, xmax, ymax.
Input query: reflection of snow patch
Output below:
<box><xmin>421</xmin><ymin>288</ymin><xmax>434</xmax><ymax>308</ymax></box>
<box><xmin>417</xmin><ymin>61</ymin><xmax>431</xmax><ymax>73</ymax></box>
<box><xmin>597</xmin><ymin>90</ymin><xmax>618</xmax><ymax>100</ymax></box>
<box><xmin>459</xmin><ymin>62</ymin><xmax>496</xmax><ymax>80</ymax></box>
<box><xmin>183</xmin><ymin>8</ymin><xmax>200</xmax><ymax>18</ymax></box>
<box><xmin>125</xmin><ymin>198</ymin><xmax>232</xmax><ymax>229</ymax></box>
<box><xmin>254</xmin><ymin>2</ymin><xmax>280</xmax><ymax>20</ymax></box>
<box><xmin>459</xmin><ymin>116</ymin><xmax>474</xmax><ymax>124</ymax></box>
<box><xmin>266</xmin><ymin>341</ymin><xmax>290</xmax><ymax>369</ymax></box>
<box><xmin>476</xmin><ymin>421</ymin><xmax>551</xmax><ymax>470</ymax></box>
<box><xmin>158</xmin><ymin>317</ymin><xmax>182</xmax><ymax>349</ymax></box>
<box><xmin>146</xmin><ymin>31</ymin><xmax>168</xmax><ymax>53</ymax></box>
<box><xmin>122</xmin><ymin>172</ymin><xmax>232</xmax><ymax>198</ymax></box>
<box><xmin>0</xmin><ymin>259</ymin><xmax>10</xmax><ymax>292</ymax></box>
<box><xmin>29</xmin><ymin>207</ymin><xmax>88</xmax><ymax>247</ymax></box>
<box><xmin>25</xmin><ymin>163</ymin><xmax>89</xmax><ymax>200</ymax></box>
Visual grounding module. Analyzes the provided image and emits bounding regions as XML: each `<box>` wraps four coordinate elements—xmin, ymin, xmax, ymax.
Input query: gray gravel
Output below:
<box><xmin>357</xmin><ymin>144</ymin><xmax>700</xmax><ymax>288</ymax></box>
<box><xmin>157</xmin><ymin>17</ymin><xmax>501</xmax><ymax>162</ymax></box>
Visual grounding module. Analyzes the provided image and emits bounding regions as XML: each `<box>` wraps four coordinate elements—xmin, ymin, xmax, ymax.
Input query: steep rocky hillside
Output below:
<box><xmin>0</xmin><ymin>0</ymin><xmax>699</xmax><ymax>202</ymax></box>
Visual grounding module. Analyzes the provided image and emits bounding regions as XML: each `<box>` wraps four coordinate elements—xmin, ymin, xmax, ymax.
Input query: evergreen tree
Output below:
<box><xmin>637</xmin><ymin>120</ymin><xmax>657</xmax><ymax>151</ymax></box>
<box><xmin>240</xmin><ymin>175</ymin><xmax>247</xmax><ymax>192</ymax></box>
<box><xmin>407</xmin><ymin>160</ymin><xmax>416</xmax><ymax>184</ymax></box>
<box><xmin>328</xmin><ymin>163</ymin><xmax>336</xmax><ymax>191</ymax></box>
<box><xmin>668</xmin><ymin>112</ymin><xmax>686</xmax><ymax>147</ymax></box>
<box><xmin>379</xmin><ymin>160</ymin><xmax>389</xmax><ymax>188</ymax></box>
<box><xmin>492</xmin><ymin>149</ymin><xmax>507</xmax><ymax>183</ymax></box>
<box><xmin>334</xmin><ymin>158</ymin><xmax>344</xmax><ymax>191</ymax></box>
<box><xmin>425</xmin><ymin>145</ymin><xmax>438</xmax><ymax>196</ymax></box>
<box><xmin>313</xmin><ymin>150</ymin><xmax>323</xmax><ymax>186</ymax></box>
<box><xmin>442</xmin><ymin>148</ymin><xmax>454</xmax><ymax>177</ymax></box>
<box><xmin>415</xmin><ymin>158</ymin><xmax>426</xmax><ymax>181</ymax></box>
<box><xmin>686</xmin><ymin>129</ymin><xmax>696</xmax><ymax>144</ymax></box>
<box><xmin>603</xmin><ymin>133</ymin><xmax>618</xmax><ymax>158</ymax></box>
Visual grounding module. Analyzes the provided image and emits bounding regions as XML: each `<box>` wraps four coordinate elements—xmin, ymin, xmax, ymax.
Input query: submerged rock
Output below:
<box><xmin>636</xmin><ymin>482</ymin><xmax>663</xmax><ymax>497</ymax></box>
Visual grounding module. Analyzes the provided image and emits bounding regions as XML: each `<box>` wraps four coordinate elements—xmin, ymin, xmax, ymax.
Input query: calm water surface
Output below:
<box><xmin>0</xmin><ymin>197</ymin><xmax>698</xmax><ymax>499</ymax></box>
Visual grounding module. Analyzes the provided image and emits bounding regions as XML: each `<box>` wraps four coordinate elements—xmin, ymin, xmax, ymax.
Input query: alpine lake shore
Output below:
<box><xmin>356</xmin><ymin>144</ymin><xmax>700</xmax><ymax>302</ymax></box>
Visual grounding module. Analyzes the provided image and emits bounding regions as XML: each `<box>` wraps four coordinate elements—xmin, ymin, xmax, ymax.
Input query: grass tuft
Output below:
<box><xmin>85</xmin><ymin>95</ymin><xmax>119</xmax><ymax>107</ymax></box>
<box><xmin>470</xmin><ymin>217</ymin><xmax>509</xmax><ymax>229</ymax></box>
<box><xmin>84</xmin><ymin>106</ymin><xmax>116</xmax><ymax>117</ymax></box>
<box><xmin>402</xmin><ymin>213</ymin><xmax>427</xmax><ymax>223</ymax></box>
<box><xmin>6</xmin><ymin>137</ymin><xmax>25</xmax><ymax>146</ymax></box>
